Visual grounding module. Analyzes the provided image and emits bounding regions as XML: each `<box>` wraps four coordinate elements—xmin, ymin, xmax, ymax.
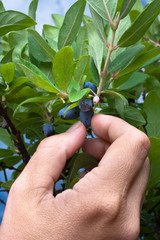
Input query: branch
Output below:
<box><xmin>97</xmin><ymin>30</ymin><xmax>116</xmax><ymax>96</ymax></box>
<box><xmin>2</xmin><ymin>167</ymin><xmax>8</xmax><ymax>182</ymax></box>
<box><xmin>0</xmin><ymin>198</ymin><xmax>6</xmax><ymax>206</ymax></box>
<box><xmin>0</xmin><ymin>103</ymin><xmax>30</xmax><ymax>164</ymax></box>
<box><xmin>102</xmin><ymin>0</ymin><xmax>113</xmax><ymax>26</ymax></box>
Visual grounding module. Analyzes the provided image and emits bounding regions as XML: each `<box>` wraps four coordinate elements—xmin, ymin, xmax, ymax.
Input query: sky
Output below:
<box><xmin>2</xmin><ymin>0</ymin><xmax>148</xmax><ymax>33</ymax></box>
<box><xmin>0</xmin><ymin>0</ymin><xmax>149</xmax><ymax>224</ymax></box>
<box><xmin>3</xmin><ymin>0</ymin><xmax>90</xmax><ymax>33</ymax></box>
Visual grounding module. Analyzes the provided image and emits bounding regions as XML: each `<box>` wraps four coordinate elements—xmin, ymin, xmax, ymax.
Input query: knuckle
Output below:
<box><xmin>122</xmin><ymin>220</ymin><xmax>140</xmax><ymax>240</ymax></box>
<box><xmin>138</xmin><ymin>132</ymin><xmax>150</xmax><ymax>153</ymax></box>
<box><xmin>37</xmin><ymin>137</ymin><xmax>51</xmax><ymax>149</ymax></box>
<box><xmin>9</xmin><ymin>179</ymin><xmax>23</xmax><ymax>197</ymax></box>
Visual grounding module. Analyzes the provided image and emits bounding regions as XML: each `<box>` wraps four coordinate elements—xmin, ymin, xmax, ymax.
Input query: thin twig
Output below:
<box><xmin>0</xmin><ymin>162</ymin><xmax>21</xmax><ymax>173</ymax></box>
<box><xmin>0</xmin><ymin>103</ymin><xmax>30</xmax><ymax>164</ymax></box>
<box><xmin>0</xmin><ymin>199</ymin><xmax>6</xmax><ymax>206</ymax></box>
<box><xmin>2</xmin><ymin>167</ymin><xmax>8</xmax><ymax>182</ymax></box>
<box><xmin>102</xmin><ymin>0</ymin><xmax>113</xmax><ymax>26</ymax></box>
<box><xmin>144</xmin><ymin>36</ymin><xmax>160</xmax><ymax>47</ymax></box>
<box><xmin>97</xmin><ymin>30</ymin><xmax>116</xmax><ymax>96</ymax></box>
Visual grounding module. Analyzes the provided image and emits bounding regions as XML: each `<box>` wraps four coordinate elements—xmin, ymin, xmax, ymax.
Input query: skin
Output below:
<box><xmin>0</xmin><ymin>114</ymin><xmax>150</xmax><ymax>240</ymax></box>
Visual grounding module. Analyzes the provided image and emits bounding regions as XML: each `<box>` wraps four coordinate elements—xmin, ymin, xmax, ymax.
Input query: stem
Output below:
<box><xmin>2</xmin><ymin>167</ymin><xmax>8</xmax><ymax>182</ymax></box>
<box><xmin>102</xmin><ymin>0</ymin><xmax>113</xmax><ymax>26</ymax></box>
<box><xmin>144</xmin><ymin>36</ymin><xmax>160</xmax><ymax>47</ymax></box>
<box><xmin>0</xmin><ymin>103</ymin><xmax>30</xmax><ymax>164</ymax></box>
<box><xmin>97</xmin><ymin>30</ymin><xmax>116</xmax><ymax>96</ymax></box>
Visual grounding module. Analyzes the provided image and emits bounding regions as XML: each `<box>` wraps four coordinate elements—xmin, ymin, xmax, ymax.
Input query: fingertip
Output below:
<box><xmin>66</xmin><ymin>121</ymin><xmax>86</xmax><ymax>139</ymax></box>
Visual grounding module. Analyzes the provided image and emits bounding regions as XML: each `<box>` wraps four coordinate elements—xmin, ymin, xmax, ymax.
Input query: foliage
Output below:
<box><xmin>0</xmin><ymin>0</ymin><xmax>160</xmax><ymax>238</ymax></box>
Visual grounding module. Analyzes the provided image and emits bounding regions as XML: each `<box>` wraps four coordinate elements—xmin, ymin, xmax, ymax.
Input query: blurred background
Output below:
<box><xmin>0</xmin><ymin>0</ymin><xmax>150</xmax><ymax>223</ymax></box>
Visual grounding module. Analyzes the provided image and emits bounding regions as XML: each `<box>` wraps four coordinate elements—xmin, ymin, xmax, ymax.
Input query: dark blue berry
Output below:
<box><xmin>58</xmin><ymin>105</ymin><xmax>80</xmax><ymax>120</ymax></box>
<box><xmin>79</xmin><ymin>98</ymin><xmax>93</xmax><ymax>112</ymax></box>
<box><xmin>84</xmin><ymin>82</ymin><xmax>97</xmax><ymax>95</ymax></box>
<box><xmin>42</xmin><ymin>124</ymin><xmax>54</xmax><ymax>137</ymax></box>
<box><xmin>80</xmin><ymin>108</ymin><xmax>94</xmax><ymax>128</ymax></box>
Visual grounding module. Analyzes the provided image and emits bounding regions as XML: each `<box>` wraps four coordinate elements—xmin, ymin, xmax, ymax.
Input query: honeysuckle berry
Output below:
<box><xmin>58</xmin><ymin>105</ymin><xmax>80</xmax><ymax>120</ymax></box>
<box><xmin>84</xmin><ymin>82</ymin><xmax>97</xmax><ymax>95</ymax></box>
<box><xmin>79</xmin><ymin>98</ymin><xmax>93</xmax><ymax>112</ymax></box>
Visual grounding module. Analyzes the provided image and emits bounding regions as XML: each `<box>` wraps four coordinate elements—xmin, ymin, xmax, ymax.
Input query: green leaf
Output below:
<box><xmin>11</xmin><ymin>77</ymin><xmax>30</xmax><ymax>88</ymax></box>
<box><xmin>119</xmin><ymin>47</ymin><xmax>160</xmax><ymax>77</ymax></box>
<box><xmin>69</xmin><ymin>88</ymin><xmax>90</xmax><ymax>102</ymax></box>
<box><xmin>108</xmin><ymin>45</ymin><xmax>145</xmax><ymax>73</ymax></box>
<box><xmin>69</xmin><ymin>177</ymin><xmax>80</xmax><ymax>189</ymax></box>
<box><xmin>13</xmin><ymin>96</ymin><xmax>57</xmax><ymax>116</ymax></box>
<box><xmin>67</xmin><ymin>78</ymin><xmax>80</xmax><ymax>93</ymax></box>
<box><xmin>0</xmin><ymin>62</ymin><xmax>15</xmax><ymax>84</ymax></box>
<box><xmin>28</xmin><ymin>34</ymin><xmax>50</xmax><ymax>63</ymax></box>
<box><xmin>58</xmin><ymin>0</ymin><xmax>86</xmax><ymax>49</ymax></box>
<box><xmin>66</xmin><ymin>153</ymin><xmax>98</xmax><ymax>188</ymax></box>
<box><xmin>63</xmin><ymin>102</ymin><xmax>79</xmax><ymax>117</ymax></box>
<box><xmin>0</xmin><ymin>129</ymin><xmax>14</xmax><ymax>150</ymax></box>
<box><xmin>118</xmin><ymin>0</ymin><xmax>160</xmax><ymax>47</ymax></box>
<box><xmin>102</xmin><ymin>89</ymin><xmax>128</xmax><ymax>104</ymax></box>
<box><xmin>118</xmin><ymin>72</ymin><xmax>149</xmax><ymax>91</ymax></box>
<box><xmin>148</xmin><ymin>137</ymin><xmax>160</xmax><ymax>189</ymax></box>
<box><xmin>120</xmin><ymin>0</ymin><xmax>137</xmax><ymax>19</ymax></box>
<box><xmin>51</xmin><ymin>14</ymin><xmax>64</xmax><ymax>28</ymax></box>
<box><xmin>0</xmin><ymin>149</ymin><xmax>15</xmax><ymax>158</ymax></box>
<box><xmin>76</xmin><ymin>25</ymin><xmax>88</xmax><ymax>58</ymax></box>
<box><xmin>1</xmin><ymin>180</ymin><xmax>14</xmax><ymax>190</ymax></box>
<box><xmin>143</xmin><ymin>91</ymin><xmax>160</xmax><ymax>138</ymax></box>
<box><xmin>28</xmin><ymin>29</ymin><xmax>56</xmax><ymax>61</ymax></box>
<box><xmin>86</xmin><ymin>21</ymin><xmax>104</xmax><ymax>73</ymax></box>
<box><xmin>102</xmin><ymin>89</ymin><xmax>128</xmax><ymax>117</ymax></box>
<box><xmin>74</xmin><ymin>55</ymin><xmax>90</xmax><ymax>84</ymax></box>
<box><xmin>18</xmin><ymin>59</ymin><xmax>59</xmax><ymax>93</ymax></box>
<box><xmin>43</xmin><ymin>25</ymin><xmax>59</xmax><ymax>40</ymax></box>
<box><xmin>11</xmin><ymin>163</ymin><xmax>25</xmax><ymax>180</ymax></box>
<box><xmin>124</xmin><ymin>106</ymin><xmax>146</xmax><ymax>127</ymax></box>
<box><xmin>0</xmin><ymin>0</ymin><xmax>5</xmax><ymax>12</ymax></box>
<box><xmin>28</xmin><ymin>0</ymin><xmax>39</xmax><ymax>21</ymax></box>
<box><xmin>52</xmin><ymin>46</ymin><xmax>73</xmax><ymax>91</ymax></box>
<box><xmin>0</xmin><ymin>156</ymin><xmax>22</xmax><ymax>169</ymax></box>
<box><xmin>0</xmin><ymin>11</ymin><xmax>36</xmax><ymax>37</ymax></box>
<box><xmin>89</xmin><ymin>5</ymin><xmax>107</xmax><ymax>44</ymax></box>
<box><xmin>87</xmin><ymin>0</ymin><xmax>118</xmax><ymax>22</ymax></box>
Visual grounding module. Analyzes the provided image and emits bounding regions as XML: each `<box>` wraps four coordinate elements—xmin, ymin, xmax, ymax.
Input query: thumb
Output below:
<box><xmin>18</xmin><ymin>121</ymin><xmax>86</xmax><ymax>194</ymax></box>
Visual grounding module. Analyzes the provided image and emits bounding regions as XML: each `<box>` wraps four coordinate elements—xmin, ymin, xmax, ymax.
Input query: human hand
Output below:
<box><xmin>0</xmin><ymin>114</ymin><xmax>150</xmax><ymax>240</ymax></box>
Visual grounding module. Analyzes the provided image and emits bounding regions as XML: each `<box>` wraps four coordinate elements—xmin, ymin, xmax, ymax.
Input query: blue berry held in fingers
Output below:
<box><xmin>79</xmin><ymin>98</ymin><xmax>93</xmax><ymax>112</ymax></box>
<box><xmin>80</xmin><ymin>108</ymin><xmax>94</xmax><ymax>128</ymax></box>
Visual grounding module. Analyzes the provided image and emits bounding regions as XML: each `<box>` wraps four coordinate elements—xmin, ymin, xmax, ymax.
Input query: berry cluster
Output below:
<box><xmin>58</xmin><ymin>82</ymin><xmax>97</xmax><ymax>128</ymax></box>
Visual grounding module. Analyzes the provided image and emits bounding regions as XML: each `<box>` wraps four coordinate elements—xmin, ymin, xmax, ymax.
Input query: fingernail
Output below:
<box><xmin>67</xmin><ymin>121</ymin><xmax>82</xmax><ymax>133</ymax></box>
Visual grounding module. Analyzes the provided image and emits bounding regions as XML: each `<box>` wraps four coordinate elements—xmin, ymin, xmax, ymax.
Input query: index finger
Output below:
<box><xmin>76</xmin><ymin>114</ymin><xmax>150</xmax><ymax>192</ymax></box>
<box><xmin>93</xmin><ymin>114</ymin><xmax>150</xmax><ymax>184</ymax></box>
